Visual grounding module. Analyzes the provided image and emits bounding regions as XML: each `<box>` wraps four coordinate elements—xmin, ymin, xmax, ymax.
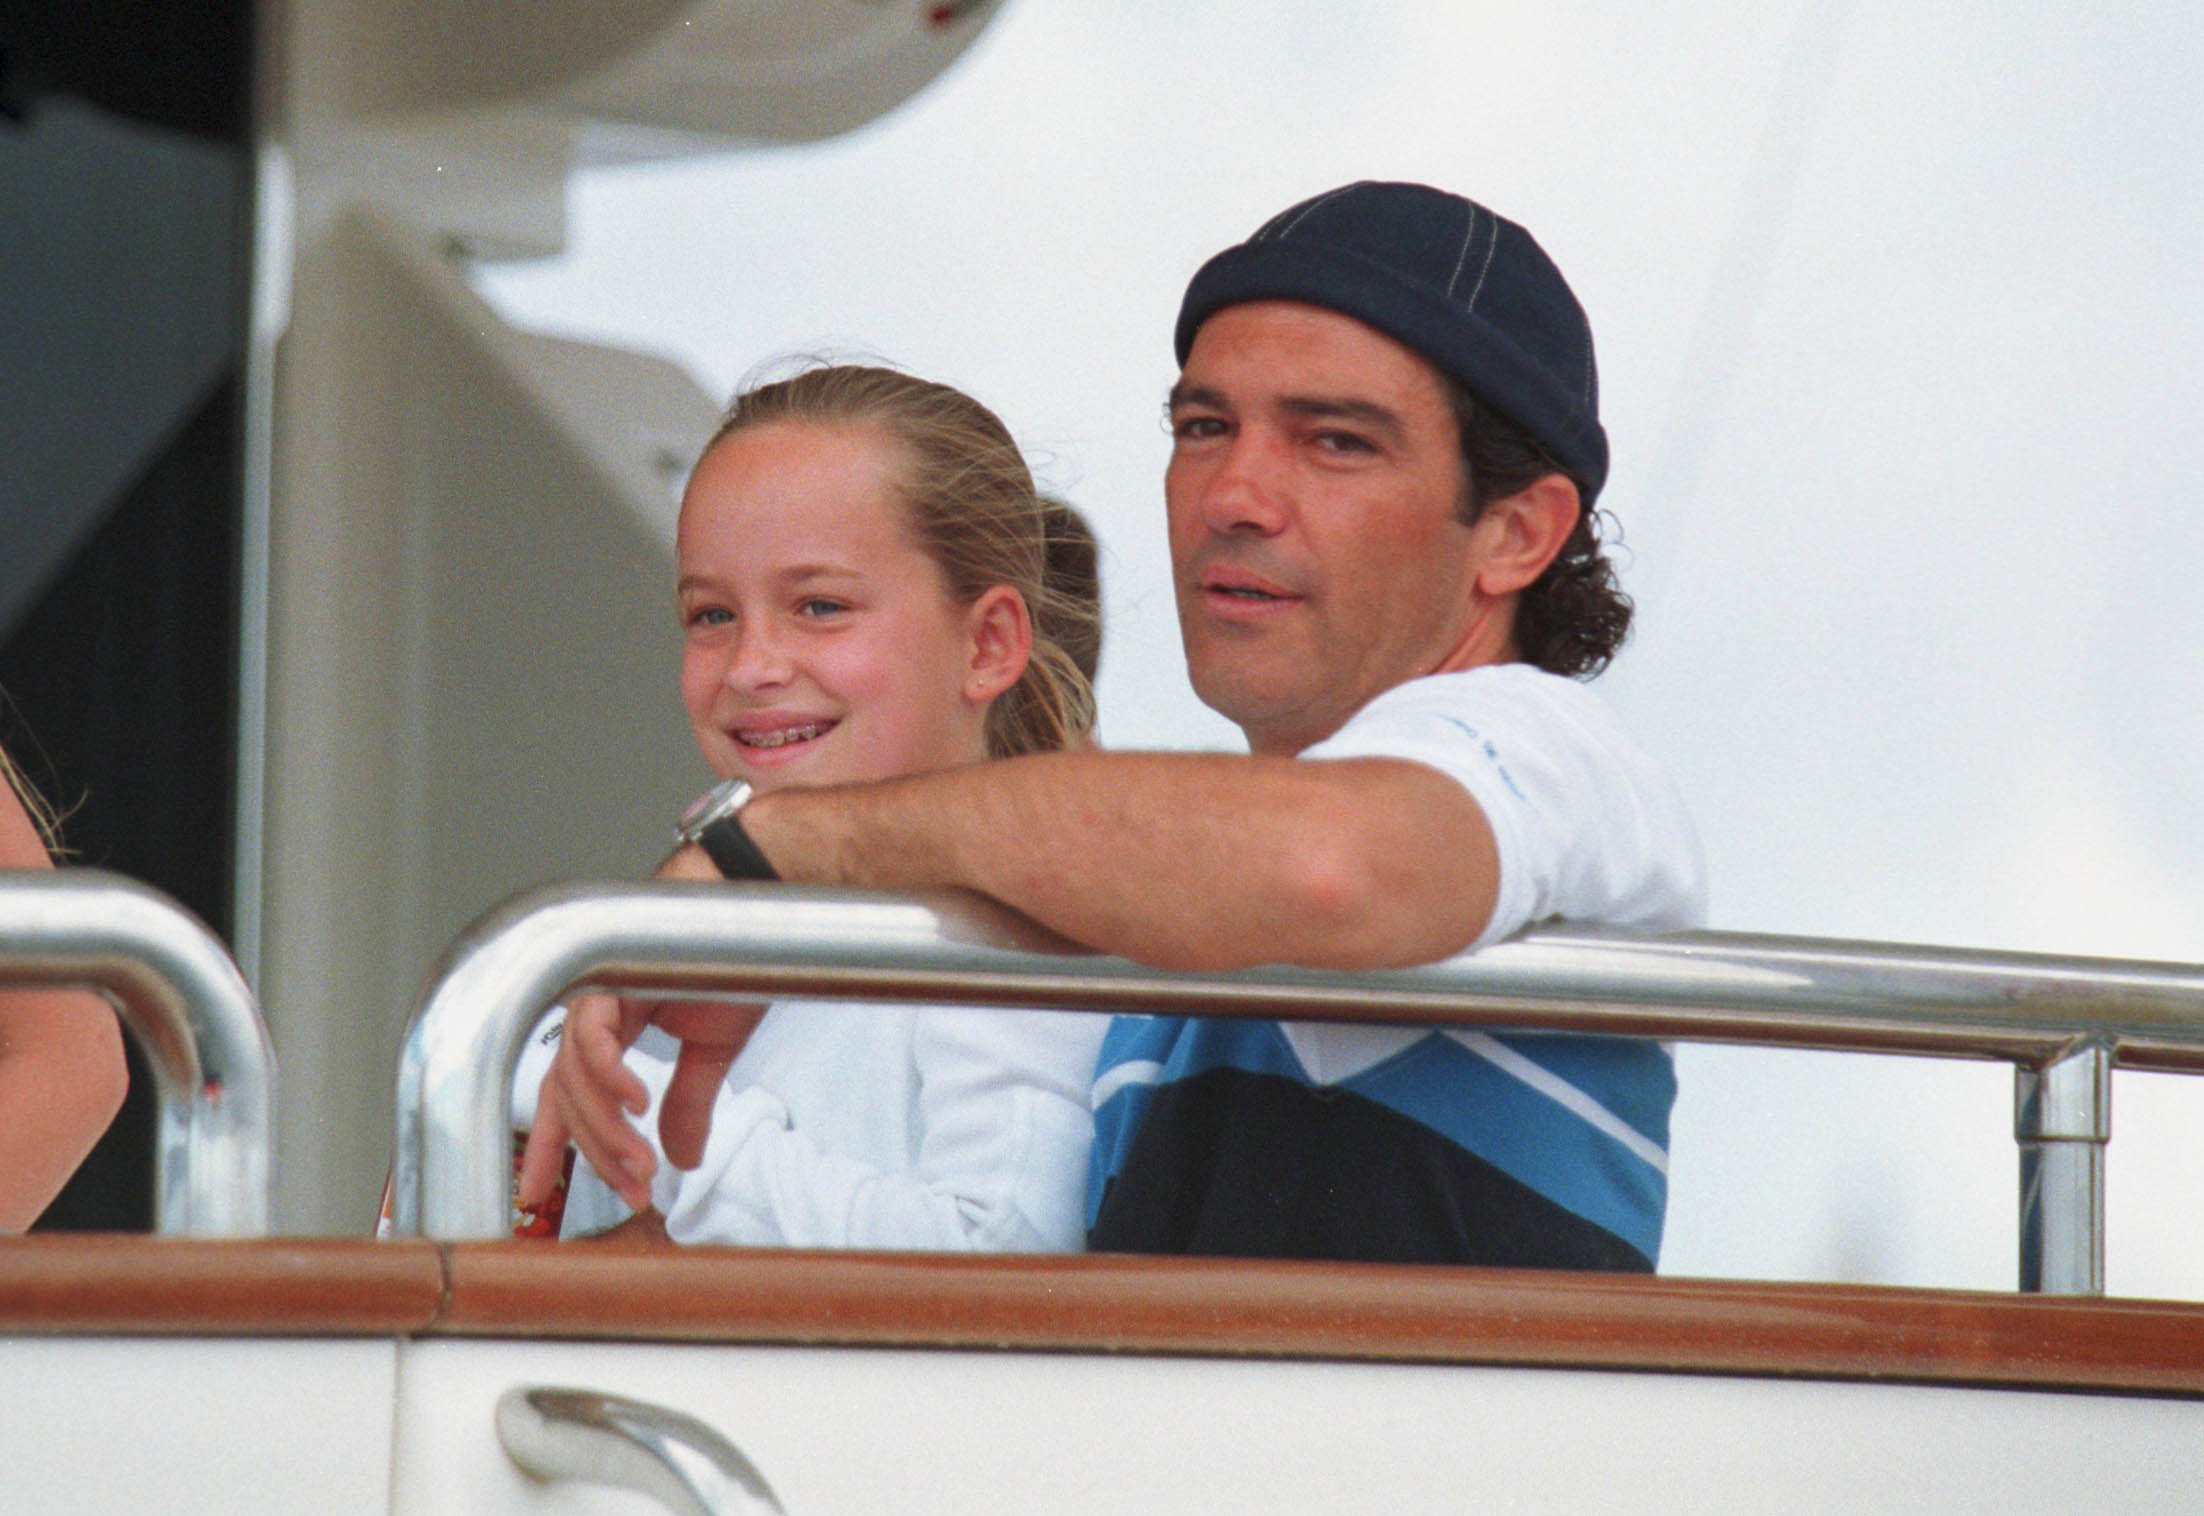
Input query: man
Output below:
<box><xmin>529</xmin><ymin>181</ymin><xmax>1705</xmax><ymax>1271</ymax></box>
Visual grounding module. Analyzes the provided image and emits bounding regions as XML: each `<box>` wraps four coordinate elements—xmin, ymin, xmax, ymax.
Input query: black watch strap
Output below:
<box><xmin>697</xmin><ymin>813</ymin><xmax>779</xmax><ymax>881</ymax></box>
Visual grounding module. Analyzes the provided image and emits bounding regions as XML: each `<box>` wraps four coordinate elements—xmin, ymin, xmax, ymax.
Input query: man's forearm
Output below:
<box><xmin>739</xmin><ymin>750</ymin><xmax>1499</xmax><ymax>971</ymax></box>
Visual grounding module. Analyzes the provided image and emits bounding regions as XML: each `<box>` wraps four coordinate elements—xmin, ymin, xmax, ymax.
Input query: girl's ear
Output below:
<box><xmin>1470</xmin><ymin>474</ymin><xmax>1581</xmax><ymax>597</ymax></box>
<box><xmin>962</xmin><ymin>584</ymin><xmax>1033</xmax><ymax>706</ymax></box>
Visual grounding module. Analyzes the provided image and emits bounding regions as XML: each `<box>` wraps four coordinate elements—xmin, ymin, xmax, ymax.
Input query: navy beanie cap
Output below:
<box><xmin>1175</xmin><ymin>181</ymin><xmax>1609</xmax><ymax>503</ymax></box>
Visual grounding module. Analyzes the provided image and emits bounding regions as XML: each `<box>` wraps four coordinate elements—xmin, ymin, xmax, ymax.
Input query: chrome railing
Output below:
<box><xmin>0</xmin><ymin>870</ymin><xmax>275</xmax><ymax>1235</ymax></box>
<box><xmin>392</xmin><ymin>880</ymin><xmax>2204</xmax><ymax>1292</ymax></box>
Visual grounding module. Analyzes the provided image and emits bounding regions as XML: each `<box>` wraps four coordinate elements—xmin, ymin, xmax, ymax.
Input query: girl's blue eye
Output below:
<box><xmin>688</xmin><ymin>606</ymin><xmax>732</xmax><ymax>628</ymax></box>
<box><xmin>798</xmin><ymin>598</ymin><xmax>845</xmax><ymax>618</ymax></box>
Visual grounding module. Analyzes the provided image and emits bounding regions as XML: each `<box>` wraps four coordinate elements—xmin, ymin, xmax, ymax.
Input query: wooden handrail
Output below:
<box><xmin>0</xmin><ymin>1237</ymin><xmax>443</xmax><ymax>1334</ymax></box>
<box><xmin>5</xmin><ymin>1239</ymin><xmax>2203</xmax><ymax>1397</ymax></box>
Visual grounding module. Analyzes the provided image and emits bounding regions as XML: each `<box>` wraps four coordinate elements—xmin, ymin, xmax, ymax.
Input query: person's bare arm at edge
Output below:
<box><xmin>0</xmin><ymin>781</ymin><xmax>128</xmax><ymax>1231</ymax></box>
<box><xmin>745</xmin><ymin>748</ymin><xmax>1501</xmax><ymax>972</ymax></box>
<box><xmin>0</xmin><ymin>987</ymin><xmax>127</xmax><ymax>1231</ymax></box>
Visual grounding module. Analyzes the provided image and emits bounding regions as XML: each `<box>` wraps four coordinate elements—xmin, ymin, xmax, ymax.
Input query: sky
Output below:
<box><xmin>478</xmin><ymin>0</ymin><xmax>2204</xmax><ymax>1294</ymax></box>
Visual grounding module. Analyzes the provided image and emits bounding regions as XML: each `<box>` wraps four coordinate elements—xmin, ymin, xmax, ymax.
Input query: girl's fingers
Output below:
<box><xmin>659</xmin><ymin>1041</ymin><xmax>743</xmax><ymax>1170</ymax></box>
<box><xmin>519</xmin><ymin>993</ymin><xmax>756</xmax><ymax>1213</ymax></box>
<box><xmin>515</xmin><ymin>1102</ymin><xmax>570</xmax><ymax>1208</ymax></box>
<box><xmin>552</xmin><ymin>1074</ymin><xmax>655</xmax><ymax>1211</ymax></box>
<box><xmin>546</xmin><ymin>997</ymin><xmax>660</xmax><ymax>1208</ymax></box>
<box><xmin>568</xmin><ymin>991</ymin><xmax>651</xmax><ymax>1116</ymax></box>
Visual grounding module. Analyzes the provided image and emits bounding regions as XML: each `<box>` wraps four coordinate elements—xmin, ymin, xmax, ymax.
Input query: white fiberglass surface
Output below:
<box><xmin>0</xmin><ymin>1337</ymin><xmax>398</xmax><ymax>1516</ymax></box>
<box><xmin>475</xmin><ymin>2</ymin><xmax>2204</xmax><ymax>1295</ymax></box>
<box><xmin>394</xmin><ymin>1337</ymin><xmax>2204</xmax><ymax>1516</ymax></box>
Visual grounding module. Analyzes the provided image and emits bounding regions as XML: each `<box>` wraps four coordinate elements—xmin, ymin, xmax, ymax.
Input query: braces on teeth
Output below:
<box><xmin>741</xmin><ymin>723</ymin><xmax>826</xmax><ymax>749</ymax></box>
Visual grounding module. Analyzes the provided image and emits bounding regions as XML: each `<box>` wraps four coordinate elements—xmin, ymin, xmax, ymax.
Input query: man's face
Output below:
<box><xmin>1167</xmin><ymin>300</ymin><xmax>1487</xmax><ymax>756</ymax></box>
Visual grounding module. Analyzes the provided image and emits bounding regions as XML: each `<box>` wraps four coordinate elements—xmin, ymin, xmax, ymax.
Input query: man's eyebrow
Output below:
<box><xmin>1165</xmin><ymin>385</ymin><xmax>1406</xmax><ymax>442</ymax></box>
<box><xmin>1166</xmin><ymin>381</ymin><xmax>1225</xmax><ymax>412</ymax></box>
<box><xmin>1277</xmin><ymin>394</ymin><xmax>1408</xmax><ymax>442</ymax></box>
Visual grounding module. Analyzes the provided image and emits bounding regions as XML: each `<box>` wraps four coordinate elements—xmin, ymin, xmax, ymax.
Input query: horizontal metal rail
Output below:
<box><xmin>393</xmin><ymin>881</ymin><xmax>2204</xmax><ymax>1288</ymax></box>
<box><xmin>0</xmin><ymin>870</ymin><xmax>275</xmax><ymax>1235</ymax></box>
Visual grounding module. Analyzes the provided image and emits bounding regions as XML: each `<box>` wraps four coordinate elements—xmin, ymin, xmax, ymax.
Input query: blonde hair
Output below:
<box><xmin>705</xmin><ymin>364</ymin><xmax>1101</xmax><ymax>759</ymax></box>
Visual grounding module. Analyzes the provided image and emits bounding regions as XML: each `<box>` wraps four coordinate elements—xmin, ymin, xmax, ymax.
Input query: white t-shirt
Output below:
<box><xmin>1307</xmin><ymin>663</ymin><xmax>1705</xmax><ymax>943</ymax></box>
<box><xmin>1280</xmin><ymin>663</ymin><xmax>1706</xmax><ymax>1083</ymax></box>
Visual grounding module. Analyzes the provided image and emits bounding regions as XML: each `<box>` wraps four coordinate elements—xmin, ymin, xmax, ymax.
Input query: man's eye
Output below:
<box><xmin>1171</xmin><ymin>415</ymin><xmax>1227</xmax><ymax>442</ymax></box>
<box><xmin>1314</xmin><ymin>430</ymin><xmax>1376</xmax><ymax>455</ymax></box>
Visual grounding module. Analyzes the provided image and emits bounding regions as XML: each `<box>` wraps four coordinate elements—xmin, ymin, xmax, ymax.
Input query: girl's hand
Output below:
<box><xmin>516</xmin><ymin>843</ymin><xmax>772</xmax><ymax>1212</ymax></box>
<box><xmin>518</xmin><ymin>989</ymin><xmax>656</xmax><ymax>1211</ymax></box>
<box><xmin>515</xmin><ymin>996</ymin><xmax>770</xmax><ymax>1210</ymax></box>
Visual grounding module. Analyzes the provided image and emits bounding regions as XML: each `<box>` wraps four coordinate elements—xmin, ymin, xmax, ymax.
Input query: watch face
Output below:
<box><xmin>678</xmin><ymin>778</ymin><xmax>752</xmax><ymax>838</ymax></box>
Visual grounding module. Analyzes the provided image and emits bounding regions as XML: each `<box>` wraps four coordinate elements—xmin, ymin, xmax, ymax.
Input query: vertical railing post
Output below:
<box><xmin>2015</xmin><ymin>1040</ymin><xmax>2109</xmax><ymax>1294</ymax></box>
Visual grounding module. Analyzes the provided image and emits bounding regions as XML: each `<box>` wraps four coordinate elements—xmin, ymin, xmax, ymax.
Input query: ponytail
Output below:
<box><xmin>984</xmin><ymin>494</ymin><xmax>1101</xmax><ymax>757</ymax></box>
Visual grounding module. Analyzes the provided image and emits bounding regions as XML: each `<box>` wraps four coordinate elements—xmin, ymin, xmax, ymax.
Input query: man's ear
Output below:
<box><xmin>963</xmin><ymin>584</ymin><xmax>1034</xmax><ymax>705</ymax></box>
<box><xmin>1470</xmin><ymin>474</ymin><xmax>1581</xmax><ymax>597</ymax></box>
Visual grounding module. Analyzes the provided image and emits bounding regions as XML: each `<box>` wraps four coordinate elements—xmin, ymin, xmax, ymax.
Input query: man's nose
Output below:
<box><xmin>1197</xmin><ymin>435</ymin><xmax>1289</xmax><ymax>536</ymax></box>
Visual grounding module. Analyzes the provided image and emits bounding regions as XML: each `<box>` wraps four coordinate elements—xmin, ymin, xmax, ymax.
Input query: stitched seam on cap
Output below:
<box><xmin>1272</xmin><ymin>183</ymin><xmax>1358</xmax><ymax>240</ymax></box>
<box><xmin>1462</xmin><ymin>218</ymin><xmax>1501</xmax><ymax>315</ymax></box>
<box><xmin>1580</xmin><ymin>309</ymin><xmax>1596</xmax><ymax>406</ymax></box>
<box><xmin>1445</xmin><ymin>202</ymin><xmax>1479</xmax><ymax>299</ymax></box>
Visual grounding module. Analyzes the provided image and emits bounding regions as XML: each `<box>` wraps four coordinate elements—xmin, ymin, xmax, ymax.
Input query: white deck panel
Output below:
<box><xmin>392</xmin><ymin>1337</ymin><xmax>2204</xmax><ymax>1515</ymax></box>
<box><xmin>0</xmin><ymin>1337</ymin><xmax>398</xmax><ymax>1516</ymax></box>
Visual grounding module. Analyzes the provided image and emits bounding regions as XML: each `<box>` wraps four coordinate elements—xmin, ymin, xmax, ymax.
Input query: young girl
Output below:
<box><xmin>518</xmin><ymin>364</ymin><xmax>1105</xmax><ymax>1251</ymax></box>
<box><xmin>0</xmin><ymin>742</ymin><xmax>128</xmax><ymax>1231</ymax></box>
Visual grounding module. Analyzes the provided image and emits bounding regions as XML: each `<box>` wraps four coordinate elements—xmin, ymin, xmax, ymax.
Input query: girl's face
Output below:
<box><xmin>676</xmin><ymin>420</ymin><xmax>1028</xmax><ymax>792</ymax></box>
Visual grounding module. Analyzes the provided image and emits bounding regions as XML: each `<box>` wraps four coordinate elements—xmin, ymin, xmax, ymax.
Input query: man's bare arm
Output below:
<box><xmin>527</xmin><ymin>749</ymin><xmax>1498</xmax><ymax>1198</ymax></box>
<box><xmin>741</xmin><ymin>749</ymin><xmax>1499</xmax><ymax>971</ymax></box>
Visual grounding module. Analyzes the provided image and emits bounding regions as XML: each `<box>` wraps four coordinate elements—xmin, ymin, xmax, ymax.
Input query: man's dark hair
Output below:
<box><xmin>1449</xmin><ymin>378</ymin><xmax>1632</xmax><ymax>679</ymax></box>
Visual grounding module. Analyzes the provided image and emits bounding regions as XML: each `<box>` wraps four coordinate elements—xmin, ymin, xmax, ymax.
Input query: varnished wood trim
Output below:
<box><xmin>0</xmin><ymin>1237</ymin><xmax>445</xmax><ymax>1335</ymax></box>
<box><xmin>6</xmin><ymin>1236</ymin><xmax>2202</xmax><ymax>1399</ymax></box>
<box><xmin>437</xmin><ymin>1243</ymin><xmax>2204</xmax><ymax>1397</ymax></box>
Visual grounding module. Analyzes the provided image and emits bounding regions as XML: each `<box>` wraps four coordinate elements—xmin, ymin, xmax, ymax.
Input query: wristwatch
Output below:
<box><xmin>674</xmin><ymin>777</ymin><xmax>780</xmax><ymax>881</ymax></box>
